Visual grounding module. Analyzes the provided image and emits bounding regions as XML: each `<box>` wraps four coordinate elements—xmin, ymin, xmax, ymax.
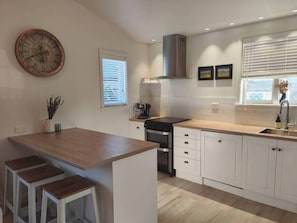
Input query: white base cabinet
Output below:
<box><xmin>201</xmin><ymin>131</ymin><xmax>242</xmax><ymax>187</ymax></box>
<box><xmin>275</xmin><ymin>140</ymin><xmax>297</xmax><ymax>203</ymax></box>
<box><xmin>174</xmin><ymin>127</ymin><xmax>201</xmax><ymax>183</ymax></box>
<box><xmin>243</xmin><ymin>136</ymin><xmax>297</xmax><ymax>204</ymax></box>
<box><xmin>242</xmin><ymin>136</ymin><xmax>277</xmax><ymax>196</ymax></box>
<box><xmin>129</xmin><ymin>121</ymin><xmax>145</xmax><ymax>140</ymax></box>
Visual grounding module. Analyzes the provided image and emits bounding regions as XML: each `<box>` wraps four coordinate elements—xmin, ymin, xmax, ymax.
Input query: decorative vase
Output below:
<box><xmin>43</xmin><ymin>119</ymin><xmax>54</xmax><ymax>133</ymax></box>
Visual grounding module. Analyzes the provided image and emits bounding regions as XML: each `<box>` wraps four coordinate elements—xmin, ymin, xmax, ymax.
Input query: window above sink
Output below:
<box><xmin>240</xmin><ymin>30</ymin><xmax>297</xmax><ymax>106</ymax></box>
<box><xmin>241</xmin><ymin>77</ymin><xmax>297</xmax><ymax>105</ymax></box>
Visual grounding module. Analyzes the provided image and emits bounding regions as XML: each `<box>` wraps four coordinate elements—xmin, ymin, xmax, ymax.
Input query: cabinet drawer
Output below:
<box><xmin>175</xmin><ymin>147</ymin><xmax>196</xmax><ymax>160</ymax></box>
<box><xmin>174</xmin><ymin>156</ymin><xmax>196</xmax><ymax>170</ymax></box>
<box><xmin>175</xmin><ymin>127</ymin><xmax>199</xmax><ymax>140</ymax></box>
<box><xmin>174</xmin><ymin>137</ymin><xmax>196</xmax><ymax>149</ymax></box>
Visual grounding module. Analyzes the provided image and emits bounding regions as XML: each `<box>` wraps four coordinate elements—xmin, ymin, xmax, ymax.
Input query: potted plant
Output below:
<box><xmin>276</xmin><ymin>80</ymin><xmax>289</xmax><ymax>103</ymax></box>
<box><xmin>44</xmin><ymin>96</ymin><xmax>64</xmax><ymax>133</ymax></box>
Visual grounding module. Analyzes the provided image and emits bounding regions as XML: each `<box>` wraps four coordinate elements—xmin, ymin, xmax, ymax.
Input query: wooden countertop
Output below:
<box><xmin>129</xmin><ymin>116</ymin><xmax>161</xmax><ymax>122</ymax></box>
<box><xmin>8</xmin><ymin>128</ymin><xmax>159</xmax><ymax>170</ymax></box>
<box><xmin>174</xmin><ymin>120</ymin><xmax>297</xmax><ymax>142</ymax></box>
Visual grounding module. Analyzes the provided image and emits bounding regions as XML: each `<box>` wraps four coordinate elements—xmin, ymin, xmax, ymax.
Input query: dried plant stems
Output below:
<box><xmin>47</xmin><ymin>96</ymin><xmax>64</xmax><ymax>119</ymax></box>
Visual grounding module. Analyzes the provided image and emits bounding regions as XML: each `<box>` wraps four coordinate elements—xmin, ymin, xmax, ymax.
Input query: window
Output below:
<box><xmin>99</xmin><ymin>49</ymin><xmax>128</xmax><ymax>107</ymax></box>
<box><xmin>241</xmin><ymin>31</ymin><xmax>297</xmax><ymax>105</ymax></box>
<box><xmin>242</xmin><ymin>78</ymin><xmax>274</xmax><ymax>104</ymax></box>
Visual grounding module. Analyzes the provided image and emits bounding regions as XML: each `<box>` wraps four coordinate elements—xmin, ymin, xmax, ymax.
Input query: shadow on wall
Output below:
<box><xmin>139</xmin><ymin>79</ymin><xmax>161</xmax><ymax>117</ymax></box>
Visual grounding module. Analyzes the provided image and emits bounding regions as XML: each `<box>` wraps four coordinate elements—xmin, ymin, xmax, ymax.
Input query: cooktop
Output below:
<box><xmin>144</xmin><ymin>117</ymin><xmax>190</xmax><ymax>132</ymax></box>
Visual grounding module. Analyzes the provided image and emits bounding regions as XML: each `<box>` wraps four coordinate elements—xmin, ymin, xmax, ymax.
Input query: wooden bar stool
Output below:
<box><xmin>40</xmin><ymin>175</ymin><xmax>100</xmax><ymax>223</ymax></box>
<box><xmin>3</xmin><ymin>156</ymin><xmax>46</xmax><ymax>217</ymax></box>
<box><xmin>16</xmin><ymin>164</ymin><xmax>64</xmax><ymax>223</ymax></box>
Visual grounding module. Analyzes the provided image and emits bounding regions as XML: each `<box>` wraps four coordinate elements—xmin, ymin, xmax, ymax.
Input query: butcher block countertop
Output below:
<box><xmin>8</xmin><ymin>128</ymin><xmax>159</xmax><ymax>170</ymax></box>
<box><xmin>174</xmin><ymin>120</ymin><xmax>297</xmax><ymax>142</ymax></box>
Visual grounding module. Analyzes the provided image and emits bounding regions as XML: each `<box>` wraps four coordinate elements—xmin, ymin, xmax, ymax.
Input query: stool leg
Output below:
<box><xmin>91</xmin><ymin>187</ymin><xmax>100</xmax><ymax>223</ymax></box>
<box><xmin>28</xmin><ymin>184</ymin><xmax>37</xmax><ymax>223</ymax></box>
<box><xmin>15</xmin><ymin>178</ymin><xmax>22</xmax><ymax>223</ymax></box>
<box><xmin>0</xmin><ymin>207</ymin><xmax>3</xmax><ymax>223</ymax></box>
<box><xmin>40</xmin><ymin>190</ymin><xmax>48</xmax><ymax>223</ymax></box>
<box><xmin>57</xmin><ymin>199</ymin><xmax>66</xmax><ymax>223</ymax></box>
<box><xmin>3</xmin><ymin>166</ymin><xmax>8</xmax><ymax>214</ymax></box>
<box><xmin>12</xmin><ymin>169</ymin><xmax>17</xmax><ymax>217</ymax></box>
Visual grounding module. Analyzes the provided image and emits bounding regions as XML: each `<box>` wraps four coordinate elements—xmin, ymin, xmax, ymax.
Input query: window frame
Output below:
<box><xmin>98</xmin><ymin>49</ymin><xmax>128</xmax><ymax>109</ymax></box>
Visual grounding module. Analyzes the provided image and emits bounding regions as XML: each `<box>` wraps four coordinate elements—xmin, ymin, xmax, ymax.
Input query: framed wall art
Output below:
<box><xmin>198</xmin><ymin>66</ymin><xmax>214</xmax><ymax>80</ymax></box>
<box><xmin>215</xmin><ymin>64</ymin><xmax>233</xmax><ymax>80</ymax></box>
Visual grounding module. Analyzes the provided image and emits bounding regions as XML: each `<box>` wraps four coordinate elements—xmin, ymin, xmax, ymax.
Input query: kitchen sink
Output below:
<box><xmin>259</xmin><ymin>128</ymin><xmax>297</xmax><ymax>137</ymax></box>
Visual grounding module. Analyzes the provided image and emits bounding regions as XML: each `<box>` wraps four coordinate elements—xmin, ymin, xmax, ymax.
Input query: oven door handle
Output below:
<box><xmin>146</xmin><ymin>129</ymin><xmax>169</xmax><ymax>136</ymax></box>
<box><xmin>157</xmin><ymin>147</ymin><xmax>169</xmax><ymax>152</ymax></box>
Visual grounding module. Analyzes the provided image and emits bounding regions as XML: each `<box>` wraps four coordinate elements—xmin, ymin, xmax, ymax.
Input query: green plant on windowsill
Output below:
<box><xmin>47</xmin><ymin>95</ymin><xmax>64</xmax><ymax>119</ymax></box>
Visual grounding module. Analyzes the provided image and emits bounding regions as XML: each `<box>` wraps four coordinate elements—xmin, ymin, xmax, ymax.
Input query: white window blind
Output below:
<box><xmin>242</xmin><ymin>33</ymin><xmax>297</xmax><ymax>77</ymax></box>
<box><xmin>99</xmin><ymin>49</ymin><xmax>128</xmax><ymax>107</ymax></box>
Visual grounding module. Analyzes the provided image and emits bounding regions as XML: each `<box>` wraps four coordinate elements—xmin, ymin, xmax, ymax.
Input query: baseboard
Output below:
<box><xmin>175</xmin><ymin>170</ymin><xmax>202</xmax><ymax>184</ymax></box>
<box><xmin>242</xmin><ymin>189</ymin><xmax>297</xmax><ymax>213</ymax></box>
<box><xmin>203</xmin><ymin>178</ymin><xmax>242</xmax><ymax>197</ymax></box>
<box><xmin>202</xmin><ymin>178</ymin><xmax>297</xmax><ymax>213</ymax></box>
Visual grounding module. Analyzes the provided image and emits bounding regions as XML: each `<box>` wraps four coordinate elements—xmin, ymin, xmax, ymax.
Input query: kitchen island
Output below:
<box><xmin>8</xmin><ymin>128</ymin><xmax>158</xmax><ymax>223</ymax></box>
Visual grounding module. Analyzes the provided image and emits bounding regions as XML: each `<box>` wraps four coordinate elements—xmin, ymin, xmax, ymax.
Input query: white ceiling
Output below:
<box><xmin>75</xmin><ymin>0</ymin><xmax>297</xmax><ymax>43</ymax></box>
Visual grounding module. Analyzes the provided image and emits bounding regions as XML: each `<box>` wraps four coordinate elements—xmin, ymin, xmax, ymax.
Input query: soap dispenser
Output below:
<box><xmin>275</xmin><ymin>115</ymin><xmax>282</xmax><ymax>129</ymax></box>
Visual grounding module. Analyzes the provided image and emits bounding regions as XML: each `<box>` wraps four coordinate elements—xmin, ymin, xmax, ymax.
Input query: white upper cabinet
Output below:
<box><xmin>201</xmin><ymin>131</ymin><xmax>243</xmax><ymax>187</ymax></box>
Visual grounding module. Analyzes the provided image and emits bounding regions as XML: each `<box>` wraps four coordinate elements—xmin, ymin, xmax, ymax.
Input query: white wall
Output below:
<box><xmin>0</xmin><ymin>0</ymin><xmax>149</xmax><ymax>201</ymax></box>
<box><xmin>146</xmin><ymin>15</ymin><xmax>297</xmax><ymax>126</ymax></box>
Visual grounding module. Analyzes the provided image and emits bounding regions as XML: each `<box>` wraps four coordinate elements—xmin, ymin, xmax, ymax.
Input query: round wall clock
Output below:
<box><xmin>15</xmin><ymin>29</ymin><xmax>65</xmax><ymax>77</ymax></box>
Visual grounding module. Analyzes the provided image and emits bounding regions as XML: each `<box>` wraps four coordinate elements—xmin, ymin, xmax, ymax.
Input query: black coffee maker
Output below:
<box><xmin>133</xmin><ymin>103</ymin><xmax>151</xmax><ymax>119</ymax></box>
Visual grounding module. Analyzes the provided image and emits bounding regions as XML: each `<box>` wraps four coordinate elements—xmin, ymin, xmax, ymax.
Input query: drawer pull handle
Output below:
<box><xmin>272</xmin><ymin>148</ymin><xmax>276</xmax><ymax>151</ymax></box>
<box><xmin>184</xmin><ymin>161</ymin><xmax>189</xmax><ymax>164</ymax></box>
<box><xmin>184</xmin><ymin>151</ymin><xmax>189</xmax><ymax>154</ymax></box>
<box><xmin>278</xmin><ymin>148</ymin><xmax>282</xmax><ymax>152</ymax></box>
<box><xmin>184</xmin><ymin>134</ymin><xmax>189</xmax><ymax>137</ymax></box>
<box><xmin>184</xmin><ymin>141</ymin><xmax>189</xmax><ymax>144</ymax></box>
<box><xmin>136</xmin><ymin>126</ymin><xmax>140</xmax><ymax>129</ymax></box>
<box><xmin>218</xmin><ymin>140</ymin><xmax>222</xmax><ymax>143</ymax></box>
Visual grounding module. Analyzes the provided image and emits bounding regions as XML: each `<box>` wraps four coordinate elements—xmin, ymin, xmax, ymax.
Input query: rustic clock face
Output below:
<box><xmin>15</xmin><ymin>29</ymin><xmax>65</xmax><ymax>77</ymax></box>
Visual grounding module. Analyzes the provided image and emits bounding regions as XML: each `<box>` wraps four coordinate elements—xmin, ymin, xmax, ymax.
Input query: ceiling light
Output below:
<box><xmin>205</xmin><ymin>28</ymin><xmax>210</xmax><ymax>31</ymax></box>
<box><xmin>229</xmin><ymin>22</ymin><xmax>235</xmax><ymax>26</ymax></box>
<box><xmin>258</xmin><ymin>16</ymin><xmax>264</xmax><ymax>20</ymax></box>
<box><xmin>293</xmin><ymin>9</ymin><xmax>297</xmax><ymax>13</ymax></box>
<box><xmin>151</xmin><ymin>39</ymin><xmax>156</xmax><ymax>42</ymax></box>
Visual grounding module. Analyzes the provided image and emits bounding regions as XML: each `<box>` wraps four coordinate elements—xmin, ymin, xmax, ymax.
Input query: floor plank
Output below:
<box><xmin>158</xmin><ymin>172</ymin><xmax>297</xmax><ymax>223</ymax></box>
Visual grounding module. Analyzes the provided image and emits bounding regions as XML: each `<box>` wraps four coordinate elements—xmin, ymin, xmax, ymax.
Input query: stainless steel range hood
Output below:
<box><xmin>152</xmin><ymin>34</ymin><xmax>188</xmax><ymax>79</ymax></box>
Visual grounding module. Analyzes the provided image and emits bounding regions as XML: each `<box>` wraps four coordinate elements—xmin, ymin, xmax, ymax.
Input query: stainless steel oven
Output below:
<box><xmin>145</xmin><ymin>117</ymin><xmax>189</xmax><ymax>176</ymax></box>
<box><xmin>145</xmin><ymin>129</ymin><xmax>173</xmax><ymax>175</ymax></box>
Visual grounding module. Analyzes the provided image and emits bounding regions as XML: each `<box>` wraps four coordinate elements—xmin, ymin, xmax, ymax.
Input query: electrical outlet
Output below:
<box><xmin>14</xmin><ymin>125</ymin><xmax>26</xmax><ymax>133</ymax></box>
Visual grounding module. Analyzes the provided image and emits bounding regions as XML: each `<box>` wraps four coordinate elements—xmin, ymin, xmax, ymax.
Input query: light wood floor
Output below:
<box><xmin>158</xmin><ymin>172</ymin><xmax>297</xmax><ymax>223</ymax></box>
<box><xmin>3</xmin><ymin>173</ymin><xmax>297</xmax><ymax>223</ymax></box>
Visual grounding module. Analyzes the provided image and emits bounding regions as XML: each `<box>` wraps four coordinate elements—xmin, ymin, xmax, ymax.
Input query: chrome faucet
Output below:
<box><xmin>279</xmin><ymin>99</ymin><xmax>294</xmax><ymax>129</ymax></box>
